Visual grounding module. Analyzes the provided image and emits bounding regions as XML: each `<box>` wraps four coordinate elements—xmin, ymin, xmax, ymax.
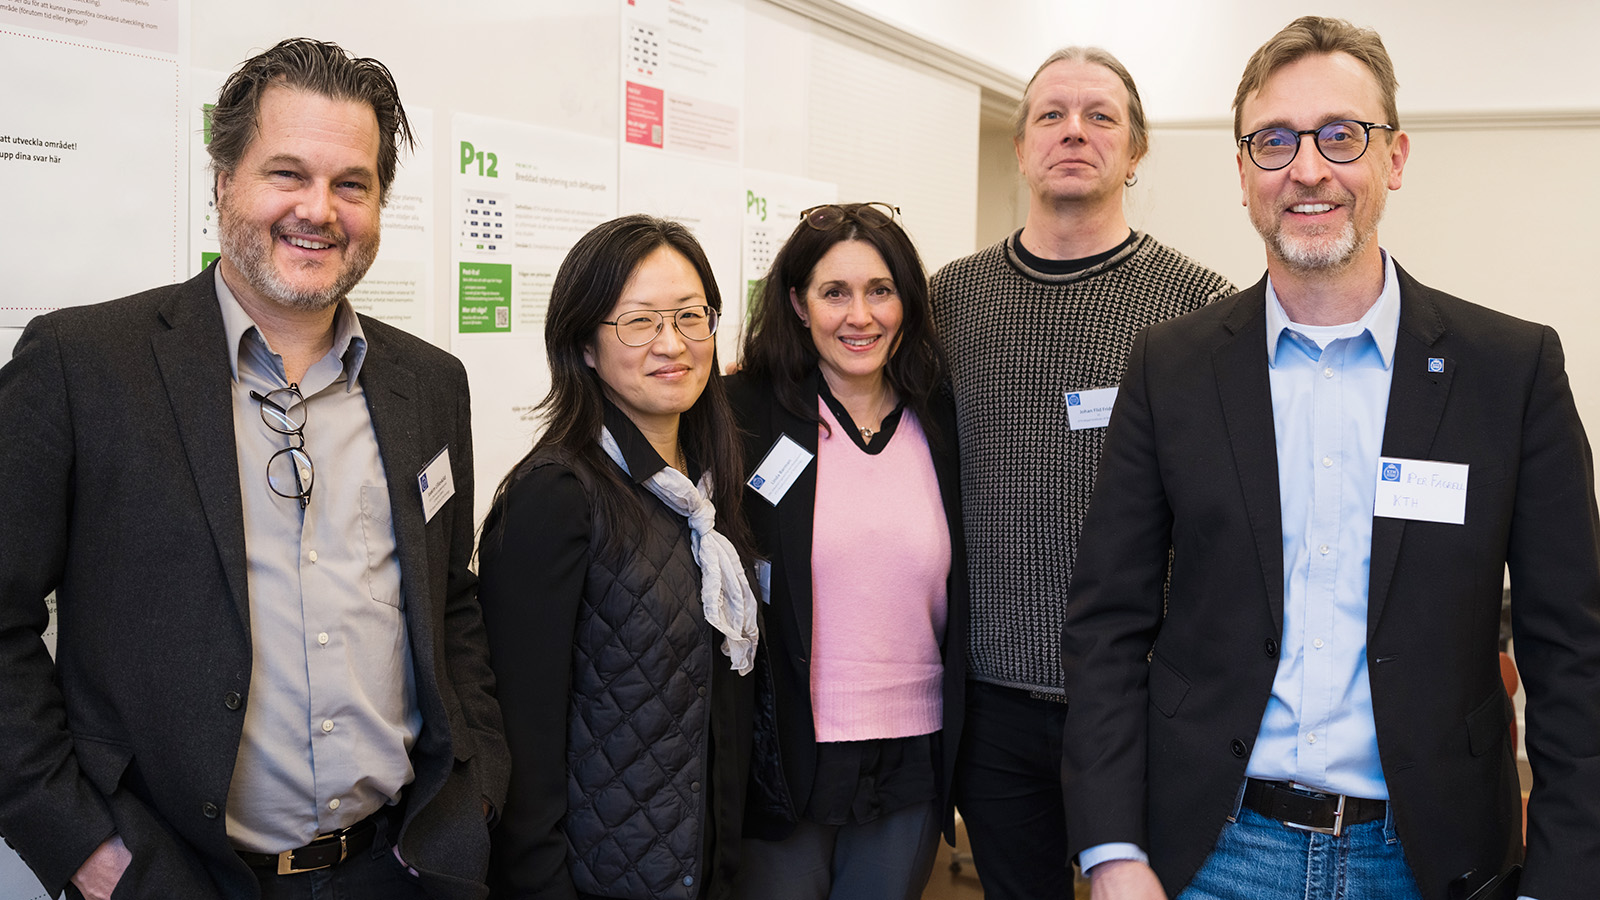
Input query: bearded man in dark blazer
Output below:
<box><xmin>1061</xmin><ymin>16</ymin><xmax>1600</xmax><ymax>900</ymax></box>
<box><xmin>0</xmin><ymin>39</ymin><xmax>508</xmax><ymax>900</ymax></box>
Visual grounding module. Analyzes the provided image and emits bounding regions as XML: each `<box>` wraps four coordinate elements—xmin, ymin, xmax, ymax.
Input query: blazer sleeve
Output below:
<box><xmin>1059</xmin><ymin>328</ymin><xmax>1175</xmax><ymax>858</ymax></box>
<box><xmin>480</xmin><ymin>464</ymin><xmax>591</xmax><ymax>900</ymax></box>
<box><xmin>440</xmin><ymin>370</ymin><xmax>512</xmax><ymax>813</ymax></box>
<box><xmin>0</xmin><ymin>316</ymin><xmax>119</xmax><ymax>895</ymax></box>
<box><xmin>1504</xmin><ymin>326</ymin><xmax>1600</xmax><ymax>899</ymax></box>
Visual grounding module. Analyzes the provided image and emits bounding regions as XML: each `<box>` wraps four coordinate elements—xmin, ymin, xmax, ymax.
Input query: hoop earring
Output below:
<box><xmin>1124</xmin><ymin>172</ymin><xmax>1139</xmax><ymax>188</ymax></box>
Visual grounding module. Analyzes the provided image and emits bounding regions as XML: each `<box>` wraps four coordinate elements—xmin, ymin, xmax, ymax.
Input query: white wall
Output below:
<box><xmin>846</xmin><ymin>0</ymin><xmax>1600</xmax><ymax>119</ymax></box>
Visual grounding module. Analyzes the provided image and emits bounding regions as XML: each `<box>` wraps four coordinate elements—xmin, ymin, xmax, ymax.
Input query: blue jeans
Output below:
<box><xmin>1177</xmin><ymin>794</ymin><xmax>1423</xmax><ymax>900</ymax></box>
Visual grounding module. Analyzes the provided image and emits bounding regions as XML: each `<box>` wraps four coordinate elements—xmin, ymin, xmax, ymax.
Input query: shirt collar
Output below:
<box><xmin>1265</xmin><ymin>249</ymin><xmax>1401</xmax><ymax>369</ymax></box>
<box><xmin>602</xmin><ymin>399</ymin><xmax>669</xmax><ymax>484</ymax></box>
<box><xmin>214</xmin><ymin>267</ymin><xmax>369</xmax><ymax>389</ymax></box>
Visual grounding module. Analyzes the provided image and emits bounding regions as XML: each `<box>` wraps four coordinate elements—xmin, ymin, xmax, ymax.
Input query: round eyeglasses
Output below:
<box><xmin>250</xmin><ymin>385</ymin><xmax>314</xmax><ymax>508</ymax></box>
<box><xmin>600</xmin><ymin>304</ymin><xmax>720</xmax><ymax>347</ymax></box>
<box><xmin>1239</xmin><ymin>120</ymin><xmax>1395</xmax><ymax>171</ymax></box>
<box><xmin>799</xmin><ymin>202</ymin><xmax>899</xmax><ymax>231</ymax></box>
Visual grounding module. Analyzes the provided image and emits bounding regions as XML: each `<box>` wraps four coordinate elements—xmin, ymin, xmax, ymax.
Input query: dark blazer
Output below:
<box><xmin>0</xmin><ymin>266</ymin><xmax>511</xmax><ymax>899</ymax></box>
<box><xmin>1061</xmin><ymin>266</ymin><xmax>1600</xmax><ymax>900</ymax></box>
<box><xmin>725</xmin><ymin>369</ymin><xmax>969</xmax><ymax>843</ymax></box>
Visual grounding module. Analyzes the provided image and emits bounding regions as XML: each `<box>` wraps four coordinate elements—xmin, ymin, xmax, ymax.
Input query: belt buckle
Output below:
<box><xmin>276</xmin><ymin>834</ymin><xmax>348</xmax><ymax>875</ymax></box>
<box><xmin>1285</xmin><ymin>789</ymin><xmax>1346</xmax><ymax>837</ymax></box>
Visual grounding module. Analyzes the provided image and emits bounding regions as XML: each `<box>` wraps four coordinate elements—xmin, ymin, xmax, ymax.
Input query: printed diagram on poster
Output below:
<box><xmin>621</xmin><ymin>0</ymin><xmax>743</xmax><ymax>162</ymax></box>
<box><xmin>0</xmin><ymin>1</ymin><xmax>188</xmax><ymax>327</ymax></box>
<box><xmin>188</xmin><ymin>73</ymin><xmax>438</xmax><ymax>343</ymax></box>
<box><xmin>741</xmin><ymin>171</ymin><xmax>837</xmax><ymax>332</ymax></box>
<box><xmin>450</xmin><ymin>113</ymin><xmax>618</xmax><ymax>521</ymax></box>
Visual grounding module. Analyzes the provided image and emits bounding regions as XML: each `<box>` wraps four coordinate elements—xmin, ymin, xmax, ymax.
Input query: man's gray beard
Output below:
<box><xmin>1269</xmin><ymin>218</ymin><xmax>1361</xmax><ymax>271</ymax></box>
<box><xmin>217</xmin><ymin>201</ymin><xmax>378</xmax><ymax>312</ymax></box>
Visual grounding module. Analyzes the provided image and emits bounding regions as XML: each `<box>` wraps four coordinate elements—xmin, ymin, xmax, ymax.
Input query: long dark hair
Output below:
<box><xmin>740</xmin><ymin>204</ymin><xmax>949</xmax><ymax>443</ymax></box>
<box><xmin>488</xmin><ymin>214</ymin><xmax>752</xmax><ymax>562</ymax></box>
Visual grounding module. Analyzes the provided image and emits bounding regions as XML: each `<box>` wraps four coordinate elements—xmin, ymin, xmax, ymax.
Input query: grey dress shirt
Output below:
<box><xmin>215</xmin><ymin>272</ymin><xmax>420</xmax><ymax>853</ymax></box>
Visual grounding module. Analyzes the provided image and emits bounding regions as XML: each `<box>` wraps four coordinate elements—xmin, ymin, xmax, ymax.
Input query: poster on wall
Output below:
<box><xmin>188</xmin><ymin>71</ymin><xmax>438</xmax><ymax>343</ymax></box>
<box><xmin>0</xmin><ymin>0</ymin><xmax>189</xmax><ymax>328</ymax></box>
<box><xmin>740</xmin><ymin>170</ymin><xmax>837</xmax><ymax>343</ymax></box>
<box><xmin>621</xmin><ymin>0</ymin><xmax>744</xmax><ymax>163</ymax></box>
<box><xmin>449</xmin><ymin>113</ymin><xmax>618</xmax><ymax>520</ymax></box>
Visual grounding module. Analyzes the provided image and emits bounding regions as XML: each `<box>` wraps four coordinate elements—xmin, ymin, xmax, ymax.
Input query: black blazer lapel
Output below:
<box><xmin>1368</xmin><ymin>267</ymin><xmax>1453</xmax><ymax>633</ymax></box>
<box><xmin>357</xmin><ymin>330</ymin><xmax>435</xmax><ymax>662</ymax></box>
<box><xmin>149</xmin><ymin>268</ymin><xmax>251</xmax><ymax>628</ymax></box>
<box><xmin>1213</xmin><ymin>282</ymin><xmax>1288</xmax><ymax>632</ymax></box>
<box><xmin>772</xmin><ymin>372</ymin><xmax>821</xmax><ymax>659</ymax></box>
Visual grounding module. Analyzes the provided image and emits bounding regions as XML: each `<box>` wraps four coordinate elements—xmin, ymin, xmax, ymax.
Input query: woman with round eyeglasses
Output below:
<box><xmin>726</xmin><ymin>203</ymin><xmax>968</xmax><ymax>900</ymax></box>
<box><xmin>479</xmin><ymin>214</ymin><xmax>761</xmax><ymax>899</ymax></box>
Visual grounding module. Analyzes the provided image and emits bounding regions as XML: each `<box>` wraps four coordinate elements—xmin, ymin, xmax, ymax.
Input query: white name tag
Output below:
<box><xmin>417</xmin><ymin>445</ymin><xmax>456</xmax><ymax>523</ymax></box>
<box><xmin>1373</xmin><ymin>456</ymin><xmax>1469</xmax><ymax>525</ymax></box>
<box><xmin>746</xmin><ymin>433</ymin><xmax>813</xmax><ymax>506</ymax></box>
<box><xmin>1066</xmin><ymin>386</ymin><xmax>1118</xmax><ymax>431</ymax></box>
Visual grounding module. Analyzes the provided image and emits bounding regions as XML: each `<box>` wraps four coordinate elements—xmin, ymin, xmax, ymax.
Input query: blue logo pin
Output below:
<box><xmin>420</xmin><ymin>473</ymin><xmax>430</xmax><ymax>491</ymax></box>
<box><xmin>1428</xmin><ymin>358</ymin><xmax>1444</xmax><ymax>373</ymax></box>
<box><xmin>750</xmin><ymin>475</ymin><xmax>766</xmax><ymax>490</ymax></box>
<box><xmin>1067</xmin><ymin>393</ymin><xmax>1081</xmax><ymax>406</ymax></box>
<box><xmin>1382</xmin><ymin>462</ymin><xmax>1401</xmax><ymax>482</ymax></box>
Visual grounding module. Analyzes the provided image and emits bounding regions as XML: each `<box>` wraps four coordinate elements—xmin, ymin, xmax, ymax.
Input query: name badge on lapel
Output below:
<box><xmin>1373</xmin><ymin>456</ymin><xmax>1468</xmax><ymax>525</ymax></box>
<box><xmin>746</xmin><ymin>433</ymin><xmax>813</xmax><ymax>506</ymax></box>
<box><xmin>417</xmin><ymin>445</ymin><xmax>456</xmax><ymax>523</ymax></box>
<box><xmin>1065</xmin><ymin>386</ymin><xmax>1118</xmax><ymax>431</ymax></box>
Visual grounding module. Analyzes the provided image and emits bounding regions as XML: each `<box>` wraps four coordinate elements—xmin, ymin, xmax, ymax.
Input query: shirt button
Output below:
<box><xmin>223</xmin><ymin>691</ymin><xmax>242</xmax><ymax>710</ymax></box>
<box><xmin>1314</xmin><ymin>638</ymin><xmax>1325</xmax><ymax>649</ymax></box>
<box><xmin>318</xmin><ymin>632</ymin><xmax>329</xmax><ymax>645</ymax></box>
<box><xmin>328</xmin><ymin>798</ymin><xmax>341</xmax><ymax>811</ymax></box>
<box><xmin>1307</xmin><ymin>732</ymin><xmax>1318</xmax><ymax>744</ymax></box>
<box><xmin>309</xmin><ymin>550</ymin><xmax>319</xmax><ymax>562</ymax></box>
<box><xmin>1319</xmin><ymin>544</ymin><xmax>1330</xmax><ymax>555</ymax></box>
<box><xmin>1323</xmin><ymin>367</ymin><xmax>1334</xmax><ymax>378</ymax></box>
<box><xmin>300</xmin><ymin>467</ymin><xmax>312</xmax><ymax>482</ymax></box>
<box><xmin>322</xmin><ymin>719</ymin><xmax>334</xmax><ymax>733</ymax></box>
<box><xmin>1322</xmin><ymin>456</ymin><xmax>1334</xmax><ymax>468</ymax></box>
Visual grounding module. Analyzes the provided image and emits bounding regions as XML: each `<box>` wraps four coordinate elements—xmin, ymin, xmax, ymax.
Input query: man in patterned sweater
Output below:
<box><xmin>930</xmin><ymin>47</ymin><xmax>1234</xmax><ymax>899</ymax></box>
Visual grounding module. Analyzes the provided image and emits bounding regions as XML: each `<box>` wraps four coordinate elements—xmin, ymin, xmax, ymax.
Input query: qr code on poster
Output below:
<box><xmin>496</xmin><ymin>306</ymin><xmax>509</xmax><ymax>329</ymax></box>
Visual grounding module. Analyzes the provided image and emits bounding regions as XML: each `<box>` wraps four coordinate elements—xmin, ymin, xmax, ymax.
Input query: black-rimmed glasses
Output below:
<box><xmin>1239</xmin><ymin>120</ymin><xmax>1395</xmax><ymax>171</ymax></box>
<box><xmin>600</xmin><ymin>305</ymin><xmax>720</xmax><ymax>347</ymax></box>
<box><xmin>799</xmin><ymin>202</ymin><xmax>900</xmax><ymax>231</ymax></box>
<box><xmin>250</xmin><ymin>385</ymin><xmax>314</xmax><ymax>509</ymax></box>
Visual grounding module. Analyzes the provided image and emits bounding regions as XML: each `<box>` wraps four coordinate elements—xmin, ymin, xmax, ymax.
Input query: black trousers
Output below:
<box><xmin>951</xmin><ymin>681</ymin><xmax>1072</xmax><ymax>900</ymax></box>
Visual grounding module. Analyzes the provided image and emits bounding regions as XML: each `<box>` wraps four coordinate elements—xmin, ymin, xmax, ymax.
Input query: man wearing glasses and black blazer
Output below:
<box><xmin>1061</xmin><ymin>16</ymin><xmax>1600</xmax><ymax>900</ymax></box>
<box><xmin>0</xmin><ymin>40</ymin><xmax>507</xmax><ymax>899</ymax></box>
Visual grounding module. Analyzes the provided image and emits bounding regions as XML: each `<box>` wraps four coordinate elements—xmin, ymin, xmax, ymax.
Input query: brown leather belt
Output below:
<box><xmin>1241</xmin><ymin>778</ymin><xmax>1386</xmax><ymax>837</ymax></box>
<box><xmin>237</xmin><ymin>813</ymin><xmax>378</xmax><ymax>875</ymax></box>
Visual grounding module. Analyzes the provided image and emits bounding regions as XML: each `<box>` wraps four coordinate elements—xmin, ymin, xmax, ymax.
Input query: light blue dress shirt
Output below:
<box><xmin>1245</xmin><ymin>250</ymin><xmax>1400</xmax><ymax>799</ymax></box>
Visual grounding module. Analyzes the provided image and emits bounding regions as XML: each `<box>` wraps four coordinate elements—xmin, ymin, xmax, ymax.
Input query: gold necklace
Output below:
<box><xmin>857</xmin><ymin>391</ymin><xmax>892</xmax><ymax>443</ymax></box>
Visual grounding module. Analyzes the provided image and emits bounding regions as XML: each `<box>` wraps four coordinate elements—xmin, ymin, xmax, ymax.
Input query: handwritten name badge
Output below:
<box><xmin>1373</xmin><ymin>456</ymin><xmax>1468</xmax><ymax>525</ymax></box>
<box><xmin>746</xmin><ymin>433</ymin><xmax>814</xmax><ymax>506</ymax></box>
<box><xmin>417</xmin><ymin>445</ymin><xmax>456</xmax><ymax>524</ymax></box>
<box><xmin>1065</xmin><ymin>386</ymin><xmax>1118</xmax><ymax>431</ymax></box>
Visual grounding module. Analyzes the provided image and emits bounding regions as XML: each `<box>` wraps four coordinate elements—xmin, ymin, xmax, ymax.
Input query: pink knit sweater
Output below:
<box><xmin>809</xmin><ymin>400</ymin><xmax>950</xmax><ymax>743</ymax></box>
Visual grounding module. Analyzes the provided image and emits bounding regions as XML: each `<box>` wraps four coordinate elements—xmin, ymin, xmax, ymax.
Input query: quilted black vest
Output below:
<box><xmin>531</xmin><ymin>455</ymin><xmax>713</xmax><ymax>900</ymax></box>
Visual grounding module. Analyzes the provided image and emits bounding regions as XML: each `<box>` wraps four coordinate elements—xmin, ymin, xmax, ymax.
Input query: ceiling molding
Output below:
<box><xmin>763</xmin><ymin>0</ymin><xmax>1026</xmax><ymax>102</ymax></box>
<box><xmin>1153</xmin><ymin>109</ymin><xmax>1600</xmax><ymax>132</ymax></box>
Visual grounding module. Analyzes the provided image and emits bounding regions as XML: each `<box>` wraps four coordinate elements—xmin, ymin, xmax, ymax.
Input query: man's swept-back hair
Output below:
<box><xmin>208</xmin><ymin>38</ymin><xmax>414</xmax><ymax>206</ymax></box>
<box><xmin>1011</xmin><ymin>46</ymin><xmax>1149</xmax><ymax>164</ymax></box>
<box><xmin>1232</xmin><ymin>16</ymin><xmax>1400</xmax><ymax>139</ymax></box>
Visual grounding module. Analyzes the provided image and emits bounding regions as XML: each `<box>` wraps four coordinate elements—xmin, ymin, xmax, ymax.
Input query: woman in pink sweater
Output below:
<box><xmin>725</xmin><ymin>203</ymin><xmax>968</xmax><ymax>900</ymax></box>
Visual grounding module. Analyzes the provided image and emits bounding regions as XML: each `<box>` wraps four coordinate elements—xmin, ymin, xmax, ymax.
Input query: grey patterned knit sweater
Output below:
<box><xmin>931</xmin><ymin>230</ymin><xmax>1236</xmax><ymax>695</ymax></box>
